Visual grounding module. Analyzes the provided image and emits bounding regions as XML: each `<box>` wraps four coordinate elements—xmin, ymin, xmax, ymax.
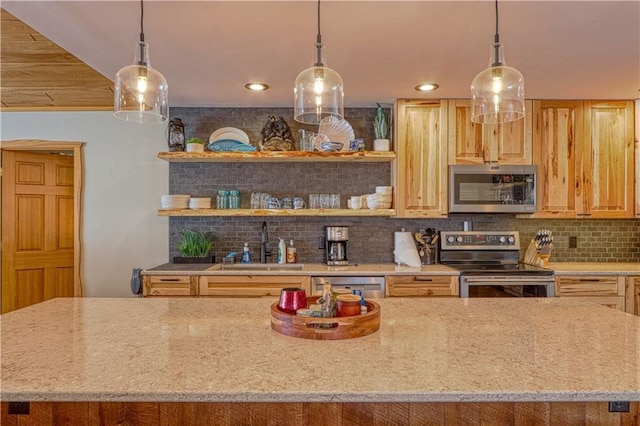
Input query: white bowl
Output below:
<box><xmin>375</xmin><ymin>186</ymin><xmax>393</xmax><ymax>193</ymax></box>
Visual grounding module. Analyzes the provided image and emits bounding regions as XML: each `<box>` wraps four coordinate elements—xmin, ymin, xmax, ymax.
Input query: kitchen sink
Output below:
<box><xmin>217</xmin><ymin>263</ymin><xmax>305</xmax><ymax>271</ymax></box>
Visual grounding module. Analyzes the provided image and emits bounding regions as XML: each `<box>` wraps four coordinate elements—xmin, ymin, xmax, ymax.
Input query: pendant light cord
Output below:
<box><xmin>492</xmin><ymin>0</ymin><xmax>501</xmax><ymax>67</ymax></box>
<box><xmin>314</xmin><ymin>0</ymin><xmax>323</xmax><ymax>66</ymax></box>
<box><xmin>137</xmin><ymin>0</ymin><xmax>147</xmax><ymax>66</ymax></box>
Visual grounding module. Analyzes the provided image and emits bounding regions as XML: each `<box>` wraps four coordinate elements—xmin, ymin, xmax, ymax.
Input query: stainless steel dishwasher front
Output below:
<box><xmin>311</xmin><ymin>276</ymin><xmax>385</xmax><ymax>298</ymax></box>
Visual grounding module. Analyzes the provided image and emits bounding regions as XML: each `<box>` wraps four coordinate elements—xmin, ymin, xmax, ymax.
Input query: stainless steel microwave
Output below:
<box><xmin>448</xmin><ymin>165</ymin><xmax>537</xmax><ymax>213</ymax></box>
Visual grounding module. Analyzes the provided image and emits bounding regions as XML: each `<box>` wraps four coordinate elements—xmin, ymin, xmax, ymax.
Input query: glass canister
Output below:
<box><xmin>228</xmin><ymin>190</ymin><xmax>240</xmax><ymax>209</ymax></box>
<box><xmin>216</xmin><ymin>190</ymin><xmax>229</xmax><ymax>209</ymax></box>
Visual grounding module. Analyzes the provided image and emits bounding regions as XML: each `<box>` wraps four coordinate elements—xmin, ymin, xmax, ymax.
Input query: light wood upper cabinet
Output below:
<box><xmin>531</xmin><ymin>100</ymin><xmax>634</xmax><ymax>218</ymax></box>
<box><xmin>447</xmin><ymin>100</ymin><xmax>532</xmax><ymax>165</ymax></box>
<box><xmin>393</xmin><ymin>99</ymin><xmax>448</xmax><ymax>218</ymax></box>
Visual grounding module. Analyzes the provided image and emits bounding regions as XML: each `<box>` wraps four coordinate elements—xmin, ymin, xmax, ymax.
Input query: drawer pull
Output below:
<box><xmin>413</xmin><ymin>277</ymin><xmax>433</xmax><ymax>282</ymax></box>
<box><xmin>159</xmin><ymin>278</ymin><xmax>181</xmax><ymax>282</ymax></box>
<box><xmin>577</xmin><ymin>279</ymin><xmax>602</xmax><ymax>282</ymax></box>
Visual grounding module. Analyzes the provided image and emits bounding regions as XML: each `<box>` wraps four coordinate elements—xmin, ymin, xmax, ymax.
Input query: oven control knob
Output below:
<box><xmin>447</xmin><ymin>236</ymin><xmax>455</xmax><ymax>243</ymax></box>
<box><xmin>456</xmin><ymin>236</ymin><xmax>463</xmax><ymax>243</ymax></box>
<box><xmin>499</xmin><ymin>236</ymin><xmax>506</xmax><ymax>243</ymax></box>
<box><xmin>508</xmin><ymin>236</ymin><xmax>515</xmax><ymax>243</ymax></box>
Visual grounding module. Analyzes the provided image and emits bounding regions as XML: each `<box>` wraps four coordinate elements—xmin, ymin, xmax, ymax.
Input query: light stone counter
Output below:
<box><xmin>549</xmin><ymin>262</ymin><xmax>640</xmax><ymax>276</ymax></box>
<box><xmin>1</xmin><ymin>297</ymin><xmax>639</xmax><ymax>403</ymax></box>
<box><xmin>143</xmin><ymin>262</ymin><xmax>459</xmax><ymax>276</ymax></box>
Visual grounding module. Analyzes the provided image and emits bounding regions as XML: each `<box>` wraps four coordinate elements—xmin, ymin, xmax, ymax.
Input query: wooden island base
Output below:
<box><xmin>2</xmin><ymin>401</ymin><xmax>638</xmax><ymax>425</ymax></box>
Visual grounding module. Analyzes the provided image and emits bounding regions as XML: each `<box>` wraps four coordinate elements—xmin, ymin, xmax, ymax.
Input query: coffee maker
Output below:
<box><xmin>325</xmin><ymin>226</ymin><xmax>349</xmax><ymax>266</ymax></box>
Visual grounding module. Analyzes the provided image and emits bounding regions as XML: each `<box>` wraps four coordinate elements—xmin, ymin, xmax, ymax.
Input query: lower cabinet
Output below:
<box><xmin>199</xmin><ymin>275</ymin><xmax>311</xmax><ymax>297</ymax></box>
<box><xmin>626</xmin><ymin>276</ymin><xmax>640</xmax><ymax>315</ymax></box>
<box><xmin>386</xmin><ymin>275</ymin><xmax>459</xmax><ymax>297</ymax></box>
<box><xmin>555</xmin><ymin>275</ymin><xmax>625</xmax><ymax>311</ymax></box>
<box><xmin>143</xmin><ymin>275</ymin><xmax>199</xmax><ymax>297</ymax></box>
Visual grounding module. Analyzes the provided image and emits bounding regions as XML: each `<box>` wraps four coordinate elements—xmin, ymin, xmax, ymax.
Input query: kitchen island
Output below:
<box><xmin>1</xmin><ymin>297</ymin><xmax>638</xmax><ymax>425</ymax></box>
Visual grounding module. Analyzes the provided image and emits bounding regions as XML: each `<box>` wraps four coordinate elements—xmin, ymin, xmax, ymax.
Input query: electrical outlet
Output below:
<box><xmin>569</xmin><ymin>236</ymin><xmax>577</xmax><ymax>248</ymax></box>
<box><xmin>608</xmin><ymin>401</ymin><xmax>630</xmax><ymax>412</ymax></box>
<box><xmin>318</xmin><ymin>236</ymin><xmax>326</xmax><ymax>249</ymax></box>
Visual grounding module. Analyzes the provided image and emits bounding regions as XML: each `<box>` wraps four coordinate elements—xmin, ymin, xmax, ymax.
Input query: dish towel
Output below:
<box><xmin>393</xmin><ymin>232</ymin><xmax>422</xmax><ymax>267</ymax></box>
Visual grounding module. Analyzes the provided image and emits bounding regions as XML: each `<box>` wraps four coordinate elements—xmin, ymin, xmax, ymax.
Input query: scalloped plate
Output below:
<box><xmin>318</xmin><ymin>117</ymin><xmax>354</xmax><ymax>151</ymax></box>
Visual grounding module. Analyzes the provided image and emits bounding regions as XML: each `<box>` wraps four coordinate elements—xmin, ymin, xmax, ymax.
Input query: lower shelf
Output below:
<box><xmin>157</xmin><ymin>208</ymin><xmax>396</xmax><ymax>217</ymax></box>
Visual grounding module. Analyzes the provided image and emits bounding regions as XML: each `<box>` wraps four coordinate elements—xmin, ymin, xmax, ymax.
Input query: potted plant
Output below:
<box><xmin>174</xmin><ymin>229</ymin><xmax>216</xmax><ymax>263</ymax></box>
<box><xmin>373</xmin><ymin>103</ymin><xmax>391</xmax><ymax>151</ymax></box>
<box><xmin>185</xmin><ymin>137</ymin><xmax>205</xmax><ymax>153</ymax></box>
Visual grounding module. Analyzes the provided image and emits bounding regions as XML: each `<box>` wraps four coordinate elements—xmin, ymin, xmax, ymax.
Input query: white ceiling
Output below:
<box><xmin>3</xmin><ymin>0</ymin><xmax>639</xmax><ymax>108</ymax></box>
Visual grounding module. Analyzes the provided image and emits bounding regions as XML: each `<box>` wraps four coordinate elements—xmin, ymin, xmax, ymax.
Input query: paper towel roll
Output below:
<box><xmin>393</xmin><ymin>232</ymin><xmax>422</xmax><ymax>267</ymax></box>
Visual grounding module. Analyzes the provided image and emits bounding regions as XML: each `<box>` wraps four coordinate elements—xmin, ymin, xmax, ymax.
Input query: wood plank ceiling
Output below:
<box><xmin>0</xmin><ymin>8</ymin><xmax>113</xmax><ymax>111</ymax></box>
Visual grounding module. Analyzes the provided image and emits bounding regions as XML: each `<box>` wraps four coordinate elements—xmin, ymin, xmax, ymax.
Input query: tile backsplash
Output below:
<box><xmin>167</xmin><ymin>107</ymin><xmax>640</xmax><ymax>264</ymax></box>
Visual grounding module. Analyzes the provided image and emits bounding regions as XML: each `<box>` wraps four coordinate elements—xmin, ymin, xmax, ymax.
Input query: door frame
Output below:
<box><xmin>1</xmin><ymin>139</ymin><xmax>84</xmax><ymax>297</ymax></box>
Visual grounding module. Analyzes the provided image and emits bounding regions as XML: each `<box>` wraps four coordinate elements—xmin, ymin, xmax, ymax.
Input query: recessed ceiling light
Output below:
<box><xmin>415</xmin><ymin>83</ymin><xmax>439</xmax><ymax>92</ymax></box>
<box><xmin>245</xmin><ymin>83</ymin><xmax>269</xmax><ymax>91</ymax></box>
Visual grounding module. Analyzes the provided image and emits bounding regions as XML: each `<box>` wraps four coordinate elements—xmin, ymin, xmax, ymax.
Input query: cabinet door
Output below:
<box><xmin>635</xmin><ymin>100</ymin><xmax>640</xmax><ymax>218</ymax></box>
<box><xmin>532</xmin><ymin>101</ymin><xmax>583</xmax><ymax>218</ymax></box>
<box><xmin>143</xmin><ymin>275</ymin><xmax>198</xmax><ymax>297</ymax></box>
<box><xmin>556</xmin><ymin>275</ymin><xmax>625</xmax><ymax>311</ymax></box>
<box><xmin>447</xmin><ymin>100</ymin><xmax>532</xmax><ymax>165</ymax></box>
<box><xmin>199</xmin><ymin>275</ymin><xmax>310</xmax><ymax>297</ymax></box>
<box><xmin>626</xmin><ymin>276</ymin><xmax>640</xmax><ymax>315</ymax></box>
<box><xmin>581</xmin><ymin>101</ymin><xmax>634</xmax><ymax>218</ymax></box>
<box><xmin>393</xmin><ymin>99</ymin><xmax>448</xmax><ymax>217</ymax></box>
<box><xmin>386</xmin><ymin>275</ymin><xmax>458</xmax><ymax>297</ymax></box>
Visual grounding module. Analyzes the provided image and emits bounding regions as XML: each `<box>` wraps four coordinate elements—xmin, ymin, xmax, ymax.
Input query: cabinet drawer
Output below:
<box><xmin>556</xmin><ymin>276</ymin><xmax>624</xmax><ymax>296</ymax></box>
<box><xmin>387</xmin><ymin>275</ymin><xmax>458</xmax><ymax>297</ymax></box>
<box><xmin>563</xmin><ymin>296</ymin><xmax>625</xmax><ymax>312</ymax></box>
<box><xmin>199</xmin><ymin>275</ymin><xmax>310</xmax><ymax>297</ymax></box>
<box><xmin>143</xmin><ymin>275</ymin><xmax>198</xmax><ymax>297</ymax></box>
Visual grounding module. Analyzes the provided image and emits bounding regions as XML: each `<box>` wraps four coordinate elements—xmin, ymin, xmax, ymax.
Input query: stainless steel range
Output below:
<box><xmin>439</xmin><ymin>231</ymin><xmax>555</xmax><ymax>298</ymax></box>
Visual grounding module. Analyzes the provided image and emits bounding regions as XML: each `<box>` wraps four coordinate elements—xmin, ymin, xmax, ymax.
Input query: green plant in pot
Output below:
<box><xmin>186</xmin><ymin>137</ymin><xmax>205</xmax><ymax>153</ymax></box>
<box><xmin>373</xmin><ymin>103</ymin><xmax>391</xmax><ymax>151</ymax></box>
<box><xmin>175</xmin><ymin>230</ymin><xmax>215</xmax><ymax>263</ymax></box>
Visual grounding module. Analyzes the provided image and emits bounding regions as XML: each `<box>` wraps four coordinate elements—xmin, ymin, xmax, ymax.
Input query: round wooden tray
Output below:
<box><xmin>270</xmin><ymin>296</ymin><xmax>380</xmax><ymax>340</ymax></box>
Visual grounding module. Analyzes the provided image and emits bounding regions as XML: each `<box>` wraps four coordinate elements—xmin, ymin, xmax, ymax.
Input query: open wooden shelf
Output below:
<box><xmin>157</xmin><ymin>151</ymin><xmax>396</xmax><ymax>163</ymax></box>
<box><xmin>157</xmin><ymin>208</ymin><xmax>396</xmax><ymax>217</ymax></box>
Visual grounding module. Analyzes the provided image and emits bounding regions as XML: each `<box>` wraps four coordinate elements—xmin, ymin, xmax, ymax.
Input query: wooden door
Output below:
<box><xmin>447</xmin><ymin>100</ymin><xmax>532</xmax><ymax>165</ymax></box>
<box><xmin>393</xmin><ymin>99</ymin><xmax>448</xmax><ymax>218</ymax></box>
<box><xmin>2</xmin><ymin>151</ymin><xmax>75</xmax><ymax>313</ymax></box>
<box><xmin>531</xmin><ymin>100</ymin><xmax>583</xmax><ymax>218</ymax></box>
<box><xmin>581</xmin><ymin>101</ymin><xmax>634</xmax><ymax>218</ymax></box>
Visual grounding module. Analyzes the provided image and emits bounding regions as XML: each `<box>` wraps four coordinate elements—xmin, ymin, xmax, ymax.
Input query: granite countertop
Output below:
<box><xmin>142</xmin><ymin>263</ymin><xmax>459</xmax><ymax>276</ymax></box>
<box><xmin>2</xmin><ymin>297</ymin><xmax>638</xmax><ymax>403</ymax></box>
<box><xmin>142</xmin><ymin>262</ymin><xmax>640</xmax><ymax>277</ymax></box>
<box><xmin>548</xmin><ymin>262</ymin><xmax>640</xmax><ymax>275</ymax></box>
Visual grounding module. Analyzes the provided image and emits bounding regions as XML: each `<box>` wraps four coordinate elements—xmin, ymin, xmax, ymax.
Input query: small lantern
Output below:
<box><xmin>167</xmin><ymin>118</ymin><xmax>185</xmax><ymax>152</ymax></box>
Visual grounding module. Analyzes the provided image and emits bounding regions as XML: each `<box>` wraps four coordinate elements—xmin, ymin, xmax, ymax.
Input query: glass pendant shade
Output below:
<box><xmin>471</xmin><ymin>44</ymin><xmax>524</xmax><ymax>124</ymax></box>
<box><xmin>294</xmin><ymin>44</ymin><xmax>344</xmax><ymax>124</ymax></box>
<box><xmin>114</xmin><ymin>41</ymin><xmax>168</xmax><ymax>123</ymax></box>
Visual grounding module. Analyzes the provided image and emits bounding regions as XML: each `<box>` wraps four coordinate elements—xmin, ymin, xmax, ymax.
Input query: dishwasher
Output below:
<box><xmin>311</xmin><ymin>276</ymin><xmax>385</xmax><ymax>298</ymax></box>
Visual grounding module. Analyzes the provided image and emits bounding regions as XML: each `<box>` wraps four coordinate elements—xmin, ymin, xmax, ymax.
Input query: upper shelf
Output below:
<box><xmin>157</xmin><ymin>151</ymin><xmax>396</xmax><ymax>163</ymax></box>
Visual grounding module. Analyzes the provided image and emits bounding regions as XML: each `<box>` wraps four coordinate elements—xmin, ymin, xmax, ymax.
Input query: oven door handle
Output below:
<box><xmin>462</xmin><ymin>276</ymin><xmax>555</xmax><ymax>283</ymax></box>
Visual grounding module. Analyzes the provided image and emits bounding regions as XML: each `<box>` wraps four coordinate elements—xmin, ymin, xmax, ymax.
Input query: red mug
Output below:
<box><xmin>278</xmin><ymin>288</ymin><xmax>307</xmax><ymax>314</ymax></box>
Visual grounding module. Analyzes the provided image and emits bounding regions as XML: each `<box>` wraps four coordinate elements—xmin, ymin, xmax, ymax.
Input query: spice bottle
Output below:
<box><xmin>286</xmin><ymin>239</ymin><xmax>297</xmax><ymax>263</ymax></box>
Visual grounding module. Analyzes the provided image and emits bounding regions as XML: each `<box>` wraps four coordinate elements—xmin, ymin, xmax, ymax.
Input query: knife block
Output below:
<box><xmin>523</xmin><ymin>240</ymin><xmax>553</xmax><ymax>266</ymax></box>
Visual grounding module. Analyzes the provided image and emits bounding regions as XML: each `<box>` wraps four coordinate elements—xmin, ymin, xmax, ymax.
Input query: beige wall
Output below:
<box><xmin>1</xmin><ymin>111</ymin><xmax>168</xmax><ymax>297</ymax></box>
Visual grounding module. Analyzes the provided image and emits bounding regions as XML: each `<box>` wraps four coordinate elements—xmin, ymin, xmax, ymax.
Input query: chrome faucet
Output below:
<box><xmin>260</xmin><ymin>221</ymin><xmax>272</xmax><ymax>263</ymax></box>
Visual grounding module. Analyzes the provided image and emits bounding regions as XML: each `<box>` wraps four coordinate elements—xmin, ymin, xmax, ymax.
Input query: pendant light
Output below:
<box><xmin>114</xmin><ymin>0</ymin><xmax>168</xmax><ymax>123</ymax></box>
<box><xmin>293</xmin><ymin>0</ymin><xmax>344</xmax><ymax>124</ymax></box>
<box><xmin>470</xmin><ymin>0</ymin><xmax>524</xmax><ymax>124</ymax></box>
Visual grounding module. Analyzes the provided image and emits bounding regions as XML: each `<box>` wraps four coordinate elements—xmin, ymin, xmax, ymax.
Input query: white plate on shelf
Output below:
<box><xmin>209</xmin><ymin>127</ymin><xmax>250</xmax><ymax>144</ymax></box>
<box><xmin>318</xmin><ymin>117</ymin><xmax>354</xmax><ymax>151</ymax></box>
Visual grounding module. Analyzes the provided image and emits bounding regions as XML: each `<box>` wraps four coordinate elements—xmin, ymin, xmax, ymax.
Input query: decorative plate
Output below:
<box><xmin>209</xmin><ymin>127</ymin><xmax>250</xmax><ymax>144</ymax></box>
<box><xmin>207</xmin><ymin>140</ymin><xmax>256</xmax><ymax>152</ymax></box>
<box><xmin>318</xmin><ymin>117</ymin><xmax>354</xmax><ymax>151</ymax></box>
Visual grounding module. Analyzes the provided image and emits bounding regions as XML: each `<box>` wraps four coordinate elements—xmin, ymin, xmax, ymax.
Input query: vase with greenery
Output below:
<box><xmin>185</xmin><ymin>137</ymin><xmax>205</xmax><ymax>153</ymax></box>
<box><xmin>174</xmin><ymin>229</ymin><xmax>216</xmax><ymax>263</ymax></box>
<box><xmin>373</xmin><ymin>103</ymin><xmax>391</xmax><ymax>151</ymax></box>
